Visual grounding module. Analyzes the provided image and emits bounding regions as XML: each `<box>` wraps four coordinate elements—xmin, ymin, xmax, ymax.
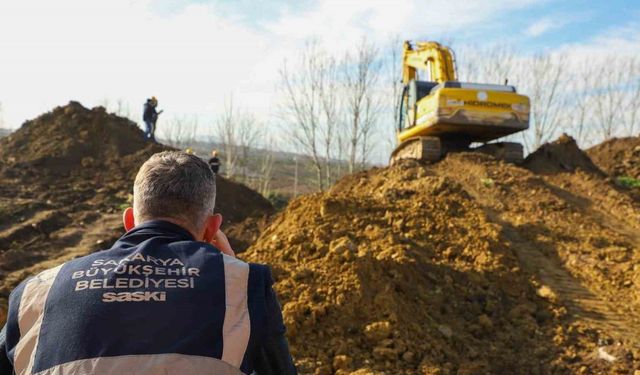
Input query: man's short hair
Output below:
<box><xmin>133</xmin><ymin>151</ymin><xmax>216</xmax><ymax>230</ymax></box>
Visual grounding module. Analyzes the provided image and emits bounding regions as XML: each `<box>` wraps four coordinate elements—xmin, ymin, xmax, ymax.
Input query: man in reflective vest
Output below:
<box><xmin>0</xmin><ymin>151</ymin><xmax>297</xmax><ymax>375</ymax></box>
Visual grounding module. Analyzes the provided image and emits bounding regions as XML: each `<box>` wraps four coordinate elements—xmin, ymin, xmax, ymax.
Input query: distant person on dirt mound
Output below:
<box><xmin>142</xmin><ymin>96</ymin><xmax>162</xmax><ymax>142</ymax></box>
<box><xmin>209</xmin><ymin>149</ymin><xmax>221</xmax><ymax>174</ymax></box>
<box><xmin>0</xmin><ymin>151</ymin><xmax>297</xmax><ymax>375</ymax></box>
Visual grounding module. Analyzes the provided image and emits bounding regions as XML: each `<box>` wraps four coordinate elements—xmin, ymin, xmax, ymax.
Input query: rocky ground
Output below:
<box><xmin>243</xmin><ymin>135</ymin><xmax>640</xmax><ymax>374</ymax></box>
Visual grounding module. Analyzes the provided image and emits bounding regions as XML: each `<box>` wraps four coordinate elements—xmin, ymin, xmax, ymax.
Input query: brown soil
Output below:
<box><xmin>587</xmin><ymin>136</ymin><xmax>640</xmax><ymax>179</ymax></box>
<box><xmin>0</xmin><ymin>102</ymin><xmax>273</xmax><ymax>322</ymax></box>
<box><xmin>2</xmin><ymin>105</ymin><xmax>639</xmax><ymax>374</ymax></box>
<box><xmin>523</xmin><ymin>133</ymin><xmax>604</xmax><ymax>176</ymax></box>
<box><xmin>242</xmin><ymin>137</ymin><xmax>640</xmax><ymax>374</ymax></box>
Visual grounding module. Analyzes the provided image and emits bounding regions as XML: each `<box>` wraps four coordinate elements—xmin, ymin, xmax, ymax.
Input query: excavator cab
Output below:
<box><xmin>397</xmin><ymin>80</ymin><xmax>439</xmax><ymax>132</ymax></box>
<box><xmin>391</xmin><ymin>41</ymin><xmax>530</xmax><ymax>165</ymax></box>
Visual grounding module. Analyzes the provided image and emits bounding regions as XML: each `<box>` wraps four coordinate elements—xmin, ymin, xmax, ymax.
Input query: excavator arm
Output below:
<box><xmin>402</xmin><ymin>41</ymin><xmax>457</xmax><ymax>84</ymax></box>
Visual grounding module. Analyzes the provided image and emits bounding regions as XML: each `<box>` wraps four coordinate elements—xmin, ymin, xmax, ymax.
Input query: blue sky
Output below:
<box><xmin>0</xmin><ymin>0</ymin><xmax>638</xmax><ymax>136</ymax></box>
<box><xmin>150</xmin><ymin>0</ymin><xmax>640</xmax><ymax>51</ymax></box>
<box><xmin>484</xmin><ymin>0</ymin><xmax>640</xmax><ymax>49</ymax></box>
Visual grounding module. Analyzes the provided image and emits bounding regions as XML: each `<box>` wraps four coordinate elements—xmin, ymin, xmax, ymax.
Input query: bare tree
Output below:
<box><xmin>562</xmin><ymin>60</ymin><xmax>597</xmax><ymax>146</ymax></box>
<box><xmin>159</xmin><ymin>115</ymin><xmax>199</xmax><ymax>150</ymax></box>
<box><xmin>519</xmin><ymin>53</ymin><xmax>565</xmax><ymax>151</ymax></box>
<box><xmin>257</xmin><ymin>139</ymin><xmax>277</xmax><ymax>196</ymax></box>
<box><xmin>335</xmin><ymin>130</ymin><xmax>346</xmax><ymax>179</ymax></box>
<box><xmin>341</xmin><ymin>39</ymin><xmax>383</xmax><ymax>173</ymax></box>
<box><xmin>623</xmin><ymin>57</ymin><xmax>640</xmax><ymax>136</ymax></box>
<box><xmin>593</xmin><ymin>56</ymin><xmax>630</xmax><ymax>140</ymax></box>
<box><xmin>216</xmin><ymin>100</ymin><xmax>239</xmax><ymax>178</ymax></box>
<box><xmin>457</xmin><ymin>44</ymin><xmax>516</xmax><ymax>85</ymax></box>
<box><xmin>482</xmin><ymin>45</ymin><xmax>516</xmax><ymax>85</ymax></box>
<box><xmin>382</xmin><ymin>36</ymin><xmax>403</xmax><ymax>154</ymax></box>
<box><xmin>99</xmin><ymin>97</ymin><xmax>133</xmax><ymax>120</ymax></box>
<box><xmin>317</xmin><ymin>54</ymin><xmax>339</xmax><ymax>187</ymax></box>
<box><xmin>236</xmin><ymin>113</ymin><xmax>261</xmax><ymax>181</ymax></box>
<box><xmin>214</xmin><ymin>98</ymin><xmax>261</xmax><ymax>181</ymax></box>
<box><xmin>277</xmin><ymin>42</ymin><xmax>327</xmax><ymax>190</ymax></box>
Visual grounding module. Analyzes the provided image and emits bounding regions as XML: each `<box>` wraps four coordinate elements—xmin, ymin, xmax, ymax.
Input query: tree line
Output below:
<box><xmin>22</xmin><ymin>39</ymin><xmax>640</xmax><ymax>195</ymax></box>
<box><xmin>456</xmin><ymin>45</ymin><xmax>640</xmax><ymax>151</ymax></box>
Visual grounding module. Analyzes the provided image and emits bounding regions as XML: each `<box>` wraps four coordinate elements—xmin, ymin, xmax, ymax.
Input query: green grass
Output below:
<box><xmin>480</xmin><ymin>178</ymin><xmax>495</xmax><ymax>188</ymax></box>
<box><xmin>616</xmin><ymin>176</ymin><xmax>640</xmax><ymax>189</ymax></box>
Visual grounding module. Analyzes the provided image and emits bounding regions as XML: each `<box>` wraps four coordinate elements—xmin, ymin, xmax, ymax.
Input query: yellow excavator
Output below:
<box><xmin>391</xmin><ymin>41</ymin><xmax>530</xmax><ymax>165</ymax></box>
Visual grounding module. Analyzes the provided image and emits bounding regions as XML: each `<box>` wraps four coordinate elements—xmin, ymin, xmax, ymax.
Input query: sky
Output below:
<box><xmin>0</xmin><ymin>0</ymin><xmax>639</xmax><ymax>140</ymax></box>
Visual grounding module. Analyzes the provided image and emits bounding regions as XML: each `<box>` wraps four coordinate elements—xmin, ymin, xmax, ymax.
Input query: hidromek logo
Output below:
<box><xmin>102</xmin><ymin>291</ymin><xmax>166</xmax><ymax>303</ymax></box>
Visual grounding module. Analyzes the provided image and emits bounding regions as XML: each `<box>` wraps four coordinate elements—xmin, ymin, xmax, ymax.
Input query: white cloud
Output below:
<box><xmin>267</xmin><ymin>0</ymin><xmax>543</xmax><ymax>52</ymax></box>
<box><xmin>525</xmin><ymin>18</ymin><xmax>558</xmax><ymax>37</ymax></box>
<box><xmin>553</xmin><ymin>22</ymin><xmax>640</xmax><ymax>64</ymax></box>
<box><xmin>0</xmin><ymin>0</ymin><xmax>637</xmax><ymax>152</ymax></box>
<box><xmin>524</xmin><ymin>12</ymin><xmax>592</xmax><ymax>39</ymax></box>
<box><xmin>0</xmin><ymin>0</ymin><xmax>271</xmax><ymax>127</ymax></box>
<box><xmin>0</xmin><ymin>0</ymin><xmax>539</xmax><ymax>129</ymax></box>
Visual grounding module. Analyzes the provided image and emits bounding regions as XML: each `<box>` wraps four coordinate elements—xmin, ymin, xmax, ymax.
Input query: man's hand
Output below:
<box><xmin>210</xmin><ymin>230</ymin><xmax>235</xmax><ymax>257</ymax></box>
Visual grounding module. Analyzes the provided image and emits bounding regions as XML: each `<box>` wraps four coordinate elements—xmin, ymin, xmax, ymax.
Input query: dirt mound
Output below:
<box><xmin>587</xmin><ymin>136</ymin><xmax>640</xmax><ymax>179</ymax></box>
<box><xmin>0</xmin><ymin>102</ymin><xmax>272</xmax><ymax>322</ymax></box>
<box><xmin>0</xmin><ymin>101</ymin><xmax>156</xmax><ymax>174</ymax></box>
<box><xmin>523</xmin><ymin>134</ymin><xmax>604</xmax><ymax>176</ymax></box>
<box><xmin>242</xmin><ymin>145</ymin><xmax>640</xmax><ymax>373</ymax></box>
<box><xmin>0</xmin><ymin>101</ymin><xmax>272</xmax><ymax>222</ymax></box>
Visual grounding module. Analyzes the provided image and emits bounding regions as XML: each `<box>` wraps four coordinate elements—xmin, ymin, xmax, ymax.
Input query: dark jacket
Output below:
<box><xmin>208</xmin><ymin>157</ymin><xmax>221</xmax><ymax>174</ymax></box>
<box><xmin>143</xmin><ymin>101</ymin><xmax>158</xmax><ymax>123</ymax></box>
<box><xmin>0</xmin><ymin>220</ymin><xmax>297</xmax><ymax>375</ymax></box>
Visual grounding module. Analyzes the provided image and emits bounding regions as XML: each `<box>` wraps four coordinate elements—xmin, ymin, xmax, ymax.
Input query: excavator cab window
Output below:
<box><xmin>397</xmin><ymin>80</ymin><xmax>440</xmax><ymax>132</ymax></box>
<box><xmin>415</xmin><ymin>81</ymin><xmax>439</xmax><ymax>99</ymax></box>
<box><xmin>397</xmin><ymin>85</ymin><xmax>409</xmax><ymax>131</ymax></box>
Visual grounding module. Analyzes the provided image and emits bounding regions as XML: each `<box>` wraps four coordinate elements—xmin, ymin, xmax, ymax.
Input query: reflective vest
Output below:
<box><xmin>4</xmin><ymin>221</ymin><xmax>287</xmax><ymax>375</ymax></box>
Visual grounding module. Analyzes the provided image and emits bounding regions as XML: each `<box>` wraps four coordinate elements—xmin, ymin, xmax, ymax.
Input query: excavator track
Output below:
<box><xmin>390</xmin><ymin>136</ymin><xmax>442</xmax><ymax>166</ymax></box>
<box><xmin>509</xmin><ymin>227</ymin><xmax>640</xmax><ymax>349</ymax></box>
<box><xmin>390</xmin><ymin>137</ymin><xmax>525</xmax><ymax>166</ymax></box>
<box><xmin>433</xmin><ymin>159</ymin><xmax>640</xmax><ymax>350</ymax></box>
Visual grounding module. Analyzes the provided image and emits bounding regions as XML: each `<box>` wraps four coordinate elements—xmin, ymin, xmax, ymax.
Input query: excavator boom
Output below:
<box><xmin>402</xmin><ymin>41</ymin><xmax>457</xmax><ymax>84</ymax></box>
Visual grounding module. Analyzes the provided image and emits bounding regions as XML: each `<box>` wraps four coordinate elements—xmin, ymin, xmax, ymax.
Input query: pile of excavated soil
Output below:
<box><xmin>587</xmin><ymin>136</ymin><xmax>640</xmax><ymax>180</ymax></box>
<box><xmin>243</xmin><ymin>137</ymin><xmax>640</xmax><ymax>374</ymax></box>
<box><xmin>2</xmin><ymin>109</ymin><xmax>639</xmax><ymax>374</ymax></box>
<box><xmin>0</xmin><ymin>102</ymin><xmax>273</xmax><ymax>223</ymax></box>
<box><xmin>523</xmin><ymin>134</ymin><xmax>604</xmax><ymax>176</ymax></box>
<box><xmin>0</xmin><ymin>102</ymin><xmax>272</xmax><ymax>322</ymax></box>
<box><xmin>0</xmin><ymin>101</ymin><xmax>156</xmax><ymax>176</ymax></box>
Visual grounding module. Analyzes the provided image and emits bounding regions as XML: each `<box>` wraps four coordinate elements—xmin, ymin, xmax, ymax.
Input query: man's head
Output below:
<box><xmin>211</xmin><ymin>150</ymin><xmax>217</xmax><ymax>157</ymax></box>
<box><xmin>123</xmin><ymin>151</ymin><xmax>221</xmax><ymax>241</ymax></box>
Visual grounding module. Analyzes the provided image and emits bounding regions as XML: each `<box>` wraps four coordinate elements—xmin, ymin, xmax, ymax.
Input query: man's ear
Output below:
<box><xmin>202</xmin><ymin>214</ymin><xmax>223</xmax><ymax>243</ymax></box>
<box><xmin>123</xmin><ymin>207</ymin><xmax>136</xmax><ymax>231</ymax></box>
